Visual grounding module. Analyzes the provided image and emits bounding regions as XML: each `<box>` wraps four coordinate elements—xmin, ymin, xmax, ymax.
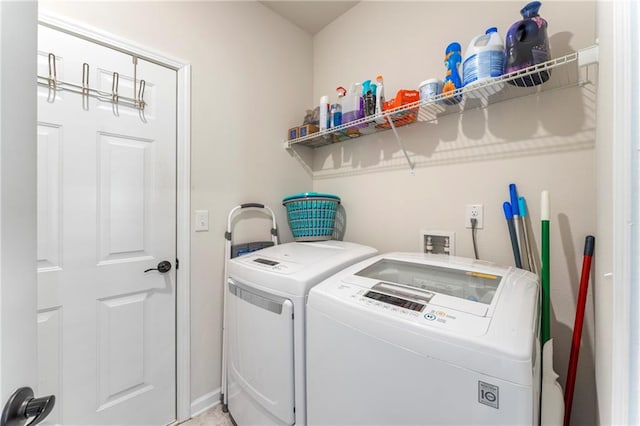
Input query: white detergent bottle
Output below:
<box><xmin>463</xmin><ymin>27</ymin><xmax>505</xmax><ymax>98</ymax></box>
<box><xmin>342</xmin><ymin>83</ymin><xmax>364</xmax><ymax>125</ymax></box>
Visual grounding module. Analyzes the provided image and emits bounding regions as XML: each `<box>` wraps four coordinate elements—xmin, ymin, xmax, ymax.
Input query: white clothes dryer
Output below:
<box><xmin>224</xmin><ymin>241</ymin><xmax>377</xmax><ymax>426</ymax></box>
<box><xmin>307</xmin><ymin>253</ymin><xmax>541</xmax><ymax>426</ymax></box>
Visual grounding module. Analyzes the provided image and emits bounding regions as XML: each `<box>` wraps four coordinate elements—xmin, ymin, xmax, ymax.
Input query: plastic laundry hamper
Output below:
<box><xmin>282</xmin><ymin>192</ymin><xmax>340</xmax><ymax>241</ymax></box>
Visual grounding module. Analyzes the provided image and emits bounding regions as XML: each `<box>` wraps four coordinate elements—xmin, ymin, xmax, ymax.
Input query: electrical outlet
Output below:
<box><xmin>465</xmin><ymin>204</ymin><xmax>484</xmax><ymax>229</ymax></box>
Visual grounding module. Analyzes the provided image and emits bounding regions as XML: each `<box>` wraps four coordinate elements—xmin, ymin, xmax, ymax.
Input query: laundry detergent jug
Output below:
<box><xmin>505</xmin><ymin>1</ymin><xmax>551</xmax><ymax>86</ymax></box>
<box><xmin>463</xmin><ymin>27</ymin><xmax>505</xmax><ymax>98</ymax></box>
<box><xmin>442</xmin><ymin>42</ymin><xmax>462</xmax><ymax>105</ymax></box>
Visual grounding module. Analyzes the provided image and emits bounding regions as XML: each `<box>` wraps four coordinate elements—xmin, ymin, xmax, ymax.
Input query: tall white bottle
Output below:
<box><xmin>375</xmin><ymin>74</ymin><xmax>385</xmax><ymax>113</ymax></box>
<box><xmin>319</xmin><ymin>95</ymin><xmax>329</xmax><ymax>131</ymax></box>
<box><xmin>374</xmin><ymin>74</ymin><xmax>386</xmax><ymax>124</ymax></box>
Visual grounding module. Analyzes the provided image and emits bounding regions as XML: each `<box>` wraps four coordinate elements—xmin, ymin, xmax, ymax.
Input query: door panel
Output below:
<box><xmin>97</xmin><ymin>133</ymin><xmax>155</xmax><ymax>263</ymax></box>
<box><xmin>227</xmin><ymin>280</ymin><xmax>295</xmax><ymax>425</ymax></box>
<box><xmin>37</xmin><ymin>123</ymin><xmax>63</xmax><ymax>272</ymax></box>
<box><xmin>37</xmin><ymin>24</ymin><xmax>177</xmax><ymax>425</ymax></box>
<box><xmin>97</xmin><ymin>292</ymin><xmax>149</xmax><ymax>410</ymax></box>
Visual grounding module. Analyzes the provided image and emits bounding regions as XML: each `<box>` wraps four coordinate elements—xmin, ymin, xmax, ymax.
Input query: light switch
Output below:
<box><xmin>195</xmin><ymin>210</ymin><xmax>209</xmax><ymax>232</ymax></box>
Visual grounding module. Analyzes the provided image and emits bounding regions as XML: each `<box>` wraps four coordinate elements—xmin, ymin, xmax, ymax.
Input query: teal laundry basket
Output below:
<box><xmin>282</xmin><ymin>192</ymin><xmax>340</xmax><ymax>241</ymax></box>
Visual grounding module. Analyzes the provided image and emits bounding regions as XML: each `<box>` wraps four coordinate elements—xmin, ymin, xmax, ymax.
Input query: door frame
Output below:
<box><xmin>0</xmin><ymin>0</ymin><xmax>38</xmax><ymax>405</ymax></box>
<box><xmin>37</xmin><ymin>11</ymin><xmax>192</xmax><ymax>423</ymax></box>
<box><xmin>610</xmin><ymin>0</ymin><xmax>640</xmax><ymax>424</ymax></box>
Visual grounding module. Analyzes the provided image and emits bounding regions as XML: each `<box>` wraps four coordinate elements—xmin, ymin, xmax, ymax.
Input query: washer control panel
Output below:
<box><xmin>253</xmin><ymin>258</ymin><xmax>279</xmax><ymax>266</ymax></box>
<box><xmin>364</xmin><ymin>290</ymin><xmax>425</xmax><ymax>312</ymax></box>
<box><xmin>246</xmin><ymin>257</ymin><xmax>291</xmax><ymax>272</ymax></box>
<box><xmin>339</xmin><ymin>284</ymin><xmax>491</xmax><ymax>336</ymax></box>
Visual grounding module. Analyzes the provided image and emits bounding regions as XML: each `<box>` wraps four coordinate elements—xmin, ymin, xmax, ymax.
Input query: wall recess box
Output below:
<box><xmin>420</xmin><ymin>230</ymin><xmax>455</xmax><ymax>256</ymax></box>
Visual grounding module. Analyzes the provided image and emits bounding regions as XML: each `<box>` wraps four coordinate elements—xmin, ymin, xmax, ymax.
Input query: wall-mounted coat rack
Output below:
<box><xmin>37</xmin><ymin>53</ymin><xmax>146</xmax><ymax>110</ymax></box>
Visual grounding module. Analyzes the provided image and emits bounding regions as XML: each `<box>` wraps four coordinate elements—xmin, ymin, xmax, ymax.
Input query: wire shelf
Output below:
<box><xmin>284</xmin><ymin>47</ymin><xmax>596</xmax><ymax>150</ymax></box>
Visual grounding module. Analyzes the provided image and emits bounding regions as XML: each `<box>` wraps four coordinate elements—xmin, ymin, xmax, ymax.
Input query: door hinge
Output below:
<box><xmin>176</xmin><ymin>258</ymin><xmax>179</xmax><ymax>270</ymax></box>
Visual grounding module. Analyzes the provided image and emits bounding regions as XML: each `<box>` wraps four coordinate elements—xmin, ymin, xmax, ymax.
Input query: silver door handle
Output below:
<box><xmin>1</xmin><ymin>387</ymin><xmax>55</xmax><ymax>426</ymax></box>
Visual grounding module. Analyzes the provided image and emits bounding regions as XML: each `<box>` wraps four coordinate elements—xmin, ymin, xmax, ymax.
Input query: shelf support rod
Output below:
<box><xmin>386</xmin><ymin>115</ymin><xmax>415</xmax><ymax>172</ymax></box>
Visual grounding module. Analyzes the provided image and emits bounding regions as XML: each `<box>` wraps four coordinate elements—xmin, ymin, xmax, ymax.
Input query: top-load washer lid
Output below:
<box><xmin>353</xmin><ymin>257</ymin><xmax>501</xmax><ymax>316</ymax></box>
<box><xmin>340</xmin><ymin>252</ymin><xmax>533</xmax><ymax>319</ymax></box>
<box><xmin>228</xmin><ymin>240</ymin><xmax>378</xmax><ymax>298</ymax></box>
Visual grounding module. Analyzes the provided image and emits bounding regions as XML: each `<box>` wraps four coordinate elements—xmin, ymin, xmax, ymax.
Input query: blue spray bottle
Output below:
<box><xmin>442</xmin><ymin>42</ymin><xmax>462</xmax><ymax>104</ymax></box>
<box><xmin>332</xmin><ymin>86</ymin><xmax>345</xmax><ymax>127</ymax></box>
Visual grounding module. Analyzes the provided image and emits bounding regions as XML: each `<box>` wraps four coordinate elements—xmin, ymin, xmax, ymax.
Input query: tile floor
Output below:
<box><xmin>181</xmin><ymin>404</ymin><xmax>233</xmax><ymax>426</ymax></box>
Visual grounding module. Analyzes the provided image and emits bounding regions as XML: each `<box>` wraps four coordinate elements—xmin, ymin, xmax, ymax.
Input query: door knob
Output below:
<box><xmin>1</xmin><ymin>387</ymin><xmax>55</xmax><ymax>426</ymax></box>
<box><xmin>144</xmin><ymin>260</ymin><xmax>172</xmax><ymax>273</ymax></box>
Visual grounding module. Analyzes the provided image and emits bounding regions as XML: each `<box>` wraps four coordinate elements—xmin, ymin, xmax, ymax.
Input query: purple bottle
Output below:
<box><xmin>505</xmin><ymin>1</ymin><xmax>551</xmax><ymax>86</ymax></box>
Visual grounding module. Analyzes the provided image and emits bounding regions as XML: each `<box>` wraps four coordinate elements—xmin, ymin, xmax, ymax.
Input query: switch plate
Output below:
<box><xmin>195</xmin><ymin>210</ymin><xmax>209</xmax><ymax>232</ymax></box>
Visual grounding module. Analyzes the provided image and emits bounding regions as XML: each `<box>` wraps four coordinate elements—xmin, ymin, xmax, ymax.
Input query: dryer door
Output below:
<box><xmin>226</xmin><ymin>278</ymin><xmax>295</xmax><ymax>425</ymax></box>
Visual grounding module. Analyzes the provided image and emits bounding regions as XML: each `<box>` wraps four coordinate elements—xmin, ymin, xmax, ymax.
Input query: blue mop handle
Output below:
<box><xmin>509</xmin><ymin>183</ymin><xmax>520</xmax><ymax>216</ymax></box>
<box><xmin>503</xmin><ymin>202</ymin><xmax>522</xmax><ymax>268</ymax></box>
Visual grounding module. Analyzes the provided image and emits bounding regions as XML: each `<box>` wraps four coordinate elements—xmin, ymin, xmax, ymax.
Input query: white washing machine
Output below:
<box><xmin>224</xmin><ymin>241</ymin><xmax>377</xmax><ymax>426</ymax></box>
<box><xmin>307</xmin><ymin>253</ymin><xmax>541</xmax><ymax>426</ymax></box>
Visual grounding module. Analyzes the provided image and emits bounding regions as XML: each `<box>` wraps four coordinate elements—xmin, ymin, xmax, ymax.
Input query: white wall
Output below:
<box><xmin>310</xmin><ymin>2</ymin><xmax>598</xmax><ymax>425</ymax></box>
<box><xmin>38</xmin><ymin>0</ymin><xmax>314</xmax><ymax>412</ymax></box>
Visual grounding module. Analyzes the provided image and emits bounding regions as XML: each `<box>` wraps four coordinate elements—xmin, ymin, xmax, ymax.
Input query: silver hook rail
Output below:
<box><xmin>38</xmin><ymin>53</ymin><xmax>146</xmax><ymax>110</ymax></box>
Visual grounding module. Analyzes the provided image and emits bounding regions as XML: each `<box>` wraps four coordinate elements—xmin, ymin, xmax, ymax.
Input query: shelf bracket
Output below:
<box><xmin>578</xmin><ymin>44</ymin><xmax>599</xmax><ymax>67</ymax></box>
<box><xmin>386</xmin><ymin>116</ymin><xmax>415</xmax><ymax>173</ymax></box>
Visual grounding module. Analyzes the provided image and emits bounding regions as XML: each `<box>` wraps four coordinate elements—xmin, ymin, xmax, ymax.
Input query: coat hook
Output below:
<box><xmin>112</xmin><ymin>72</ymin><xmax>119</xmax><ymax>102</ymax></box>
<box><xmin>137</xmin><ymin>80</ymin><xmax>146</xmax><ymax>109</ymax></box>
<box><xmin>132</xmin><ymin>56</ymin><xmax>138</xmax><ymax>103</ymax></box>
<box><xmin>82</xmin><ymin>63</ymin><xmax>89</xmax><ymax>95</ymax></box>
<box><xmin>47</xmin><ymin>53</ymin><xmax>57</xmax><ymax>88</ymax></box>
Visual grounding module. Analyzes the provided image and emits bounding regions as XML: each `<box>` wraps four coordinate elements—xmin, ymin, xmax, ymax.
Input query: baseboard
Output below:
<box><xmin>190</xmin><ymin>389</ymin><xmax>221</xmax><ymax>418</ymax></box>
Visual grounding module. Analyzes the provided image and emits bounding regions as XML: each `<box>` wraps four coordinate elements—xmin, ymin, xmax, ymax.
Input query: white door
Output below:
<box><xmin>0</xmin><ymin>0</ymin><xmax>39</xmax><ymax>417</ymax></box>
<box><xmin>36</xmin><ymin>25</ymin><xmax>177</xmax><ymax>425</ymax></box>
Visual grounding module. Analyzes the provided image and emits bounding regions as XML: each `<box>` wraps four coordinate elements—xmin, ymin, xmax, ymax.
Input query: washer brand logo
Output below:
<box><xmin>478</xmin><ymin>381</ymin><xmax>499</xmax><ymax>409</ymax></box>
